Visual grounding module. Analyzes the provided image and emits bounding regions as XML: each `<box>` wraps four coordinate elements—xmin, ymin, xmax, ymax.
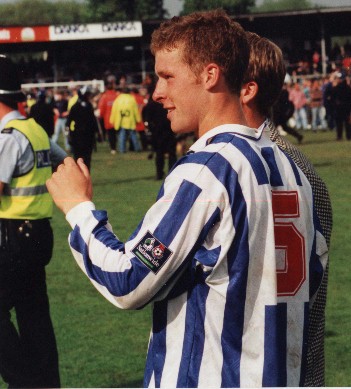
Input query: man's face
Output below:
<box><xmin>153</xmin><ymin>47</ymin><xmax>203</xmax><ymax>135</ymax></box>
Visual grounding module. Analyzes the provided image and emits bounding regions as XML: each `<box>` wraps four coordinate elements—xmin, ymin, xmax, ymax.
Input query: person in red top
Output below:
<box><xmin>131</xmin><ymin>86</ymin><xmax>149</xmax><ymax>151</ymax></box>
<box><xmin>98</xmin><ymin>80</ymin><xmax>118</xmax><ymax>154</ymax></box>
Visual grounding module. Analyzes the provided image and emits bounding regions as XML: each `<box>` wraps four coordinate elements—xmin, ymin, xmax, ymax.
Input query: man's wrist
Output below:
<box><xmin>66</xmin><ymin>201</ymin><xmax>96</xmax><ymax>228</ymax></box>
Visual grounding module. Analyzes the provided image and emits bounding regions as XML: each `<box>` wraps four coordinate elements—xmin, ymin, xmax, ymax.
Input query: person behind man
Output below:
<box><xmin>272</xmin><ymin>82</ymin><xmax>304</xmax><ymax>144</ymax></box>
<box><xmin>98</xmin><ymin>80</ymin><xmax>118</xmax><ymax>154</ymax></box>
<box><xmin>131</xmin><ymin>86</ymin><xmax>149</xmax><ymax>151</ymax></box>
<box><xmin>66</xmin><ymin>86</ymin><xmax>99</xmax><ymax>170</ymax></box>
<box><xmin>46</xmin><ymin>10</ymin><xmax>328</xmax><ymax>387</ymax></box>
<box><xmin>0</xmin><ymin>55</ymin><xmax>63</xmax><ymax>388</ymax></box>
<box><xmin>109</xmin><ymin>87</ymin><xmax>141</xmax><ymax>153</ymax></box>
<box><xmin>330</xmin><ymin>72</ymin><xmax>351</xmax><ymax>141</ymax></box>
<box><xmin>67</xmin><ymin>85</ymin><xmax>79</xmax><ymax>112</ymax></box>
<box><xmin>309</xmin><ymin>78</ymin><xmax>327</xmax><ymax>131</ymax></box>
<box><xmin>142</xmin><ymin>89</ymin><xmax>177</xmax><ymax>180</ymax></box>
<box><xmin>52</xmin><ymin>90</ymin><xmax>70</xmax><ymax>151</ymax></box>
<box><xmin>28</xmin><ymin>90</ymin><xmax>55</xmax><ymax>138</ymax></box>
<box><xmin>240</xmin><ymin>31</ymin><xmax>333</xmax><ymax>386</ymax></box>
<box><xmin>322</xmin><ymin>73</ymin><xmax>337</xmax><ymax>131</ymax></box>
<box><xmin>289</xmin><ymin>82</ymin><xmax>309</xmax><ymax>130</ymax></box>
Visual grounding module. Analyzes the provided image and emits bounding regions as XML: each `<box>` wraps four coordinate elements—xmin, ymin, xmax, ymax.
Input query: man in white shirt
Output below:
<box><xmin>240</xmin><ymin>31</ymin><xmax>332</xmax><ymax>386</ymax></box>
<box><xmin>47</xmin><ymin>10</ymin><xmax>328</xmax><ymax>388</ymax></box>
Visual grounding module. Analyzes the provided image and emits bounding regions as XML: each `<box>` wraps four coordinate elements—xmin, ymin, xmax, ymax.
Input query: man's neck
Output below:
<box><xmin>0</xmin><ymin>102</ymin><xmax>15</xmax><ymax>120</ymax></box>
<box><xmin>198</xmin><ymin>93</ymin><xmax>248</xmax><ymax>138</ymax></box>
<box><xmin>242</xmin><ymin>103</ymin><xmax>266</xmax><ymax>130</ymax></box>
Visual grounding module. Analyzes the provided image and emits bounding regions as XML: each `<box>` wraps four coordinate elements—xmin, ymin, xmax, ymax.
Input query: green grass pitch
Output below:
<box><xmin>2</xmin><ymin>129</ymin><xmax>350</xmax><ymax>387</ymax></box>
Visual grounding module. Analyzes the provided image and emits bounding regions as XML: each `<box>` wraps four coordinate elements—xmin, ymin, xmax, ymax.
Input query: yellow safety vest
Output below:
<box><xmin>0</xmin><ymin>118</ymin><xmax>53</xmax><ymax>220</ymax></box>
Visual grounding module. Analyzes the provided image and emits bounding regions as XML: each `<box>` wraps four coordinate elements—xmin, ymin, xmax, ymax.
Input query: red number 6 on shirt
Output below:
<box><xmin>272</xmin><ymin>191</ymin><xmax>306</xmax><ymax>297</ymax></box>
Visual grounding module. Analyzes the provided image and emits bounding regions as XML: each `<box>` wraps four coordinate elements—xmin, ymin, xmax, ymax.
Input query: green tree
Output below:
<box><xmin>0</xmin><ymin>0</ymin><xmax>90</xmax><ymax>26</ymax></box>
<box><xmin>86</xmin><ymin>0</ymin><xmax>167</xmax><ymax>22</ymax></box>
<box><xmin>182</xmin><ymin>0</ymin><xmax>255</xmax><ymax>15</ymax></box>
<box><xmin>253</xmin><ymin>0</ymin><xmax>313</xmax><ymax>13</ymax></box>
<box><xmin>0</xmin><ymin>0</ymin><xmax>169</xmax><ymax>26</ymax></box>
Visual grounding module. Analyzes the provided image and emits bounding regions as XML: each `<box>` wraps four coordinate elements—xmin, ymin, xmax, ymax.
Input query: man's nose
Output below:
<box><xmin>152</xmin><ymin>81</ymin><xmax>164</xmax><ymax>103</ymax></box>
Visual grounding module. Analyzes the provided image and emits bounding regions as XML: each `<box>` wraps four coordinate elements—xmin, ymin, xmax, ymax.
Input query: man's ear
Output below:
<box><xmin>203</xmin><ymin>63</ymin><xmax>221</xmax><ymax>90</ymax></box>
<box><xmin>241</xmin><ymin>81</ymin><xmax>259</xmax><ymax>104</ymax></box>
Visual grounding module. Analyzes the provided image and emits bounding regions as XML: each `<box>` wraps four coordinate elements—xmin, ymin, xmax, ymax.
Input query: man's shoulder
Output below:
<box><xmin>1</xmin><ymin>127</ymin><xmax>14</xmax><ymax>134</ymax></box>
<box><xmin>1</xmin><ymin>125</ymin><xmax>26</xmax><ymax>138</ymax></box>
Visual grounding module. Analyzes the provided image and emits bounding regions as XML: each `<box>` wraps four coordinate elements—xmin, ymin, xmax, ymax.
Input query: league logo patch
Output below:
<box><xmin>132</xmin><ymin>231</ymin><xmax>173</xmax><ymax>274</ymax></box>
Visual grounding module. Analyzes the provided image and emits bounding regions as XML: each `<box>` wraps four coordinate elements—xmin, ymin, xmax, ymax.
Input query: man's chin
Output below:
<box><xmin>171</xmin><ymin>125</ymin><xmax>195</xmax><ymax>135</ymax></box>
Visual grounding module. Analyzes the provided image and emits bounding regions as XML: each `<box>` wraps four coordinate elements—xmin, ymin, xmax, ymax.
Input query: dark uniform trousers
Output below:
<box><xmin>0</xmin><ymin>218</ymin><xmax>60</xmax><ymax>388</ymax></box>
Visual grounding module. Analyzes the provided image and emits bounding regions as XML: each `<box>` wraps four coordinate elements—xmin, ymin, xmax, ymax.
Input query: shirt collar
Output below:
<box><xmin>189</xmin><ymin>123</ymin><xmax>264</xmax><ymax>153</ymax></box>
<box><xmin>0</xmin><ymin>110</ymin><xmax>25</xmax><ymax>132</ymax></box>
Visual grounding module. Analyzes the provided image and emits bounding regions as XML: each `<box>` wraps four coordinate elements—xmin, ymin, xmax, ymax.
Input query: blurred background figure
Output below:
<box><xmin>131</xmin><ymin>86</ymin><xmax>149</xmax><ymax>151</ymax></box>
<box><xmin>322</xmin><ymin>73</ymin><xmax>337</xmax><ymax>131</ymax></box>
<box><xmin>52</xmin><ymin>90</ymin><xmax>70</xmax><ymax>151</ymax></box>
<box><xmin>109</xmin><ymin>87</ymin><xmax>141</xmax><ymax>153</ymax></box>
<box><xmin>66</xmin><ymin>86</ymin><xmax>99</xmax><ymax>169</ymax></box>
<box><xmin>67</xmin><ymin>85</ymin><xmax>79</xmax><ymax>112</ymax></box>
<box><xmin>143</xmin><ymin>96</ymin><xmax>177</xmax><ymax>180</ymax></box>
<box><xmin>98</xmin><ymin>79</ymin><xmax>118</xmax><ymax>154</ymax></box>
<box><xmin>272</xmin><ymin>83</ymin><xmax>304</xmax><ymax>144</ymax></box>
<box><xmin>25</xmin><ymin>92</ymin><xmax>37</xmax><ymax>116</ymax></box>
<box><xmin>28</xmin><ymin>90</ymin><xmax>55</xmax><ymax>138</ymax></box>
<box><xmin>330</xmin><ymin>72</ymin><xmax>351</xmax><ymax>141</ymax></box>
<box><xmin>289</xmin><ymin>82</ymin><xmax>309</xmax><ymax>130</ymax></box>
<box><xmin>310</xmin><ymin>78</ymin><xmax>327</xmax><ymax>131</ymax></box>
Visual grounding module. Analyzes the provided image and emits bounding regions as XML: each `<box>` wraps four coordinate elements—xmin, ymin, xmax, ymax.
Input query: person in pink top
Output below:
<box><xmin>98</xmin><ymin>80</ymin><xmax>118</xmax><ymax>154</ymax></box>
<box><xmin>289</xmin><ymin>82</ymin><xmax>308</xmax><ymax>130</ymax></box>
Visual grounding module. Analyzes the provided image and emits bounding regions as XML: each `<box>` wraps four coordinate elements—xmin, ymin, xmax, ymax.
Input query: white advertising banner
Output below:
<box><xmin>49</xmin><ymin>21</ymin><xmax>142</xmax><ymax>41</ymax></box>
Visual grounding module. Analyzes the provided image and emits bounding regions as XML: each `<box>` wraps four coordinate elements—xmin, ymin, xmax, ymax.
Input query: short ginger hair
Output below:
<box><xmin>150</xmin><ymin>9</ymin><xmax>249</xmax><ymax>95</ymax></box>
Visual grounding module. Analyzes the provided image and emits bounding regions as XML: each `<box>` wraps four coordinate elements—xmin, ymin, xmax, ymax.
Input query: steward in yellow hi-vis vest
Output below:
<box><xmin>0</xmin><ymin>118</ymin><xmax>53</xmax><ymax>220</ymax></box>
<box><xmin>0</xmin><ymin>55</ymin><xmax>61</xmax><ymax>388</ymax></box>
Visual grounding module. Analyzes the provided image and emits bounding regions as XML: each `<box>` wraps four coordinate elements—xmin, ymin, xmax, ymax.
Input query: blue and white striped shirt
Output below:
<box><xmin>66</xmin><ymin>124</ymin><xmax>328</xmax><ymax>387</ymax></box>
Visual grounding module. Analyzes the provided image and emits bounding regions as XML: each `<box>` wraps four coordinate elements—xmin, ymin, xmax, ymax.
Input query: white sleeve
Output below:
<box><xmin>0</xmin><ymin>134</ymin><xmax>22</xmax><ymax>183</ymax></box>
<box><xmin>66</xmin><ymin>159</ymin><xmax>226</xmax><ymax>310</ymax></box>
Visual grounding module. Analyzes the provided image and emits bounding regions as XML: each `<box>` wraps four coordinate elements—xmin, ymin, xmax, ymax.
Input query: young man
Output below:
<box><xmin>240</xmin><ymin>31</ymin><xmax>332</xmax><ymax>386</ymax></box>
<box><xmin>47</xmin><ymin>10</ymin><xmax>328</xmax><ymax>387</ymax></box>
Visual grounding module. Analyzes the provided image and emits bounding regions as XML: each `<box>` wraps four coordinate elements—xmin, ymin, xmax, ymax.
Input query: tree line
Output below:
<box><xmin>0</xmin><ymin>0</ymin><xmax>314</xmax><ymax>26</ymax></box>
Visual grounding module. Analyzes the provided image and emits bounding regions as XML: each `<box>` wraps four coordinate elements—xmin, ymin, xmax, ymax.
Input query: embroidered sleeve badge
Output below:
<box><xmin>132</xmin><ymin>231</ymin><xmax>173</xmax><ymax>274</ymax></box>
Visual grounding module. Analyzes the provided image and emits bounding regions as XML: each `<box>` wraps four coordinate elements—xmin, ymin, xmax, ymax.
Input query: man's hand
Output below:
<box><xmin>46</xmin><ymin>157</ymin><xmax>93</xmax><ymax>215</ymax></box>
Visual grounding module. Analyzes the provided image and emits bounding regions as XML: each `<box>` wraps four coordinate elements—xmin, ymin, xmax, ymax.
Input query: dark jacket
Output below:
<box><xmin>331</xmin><ymin>80</ymin><xmax>351</xmax><ymax>117</ymax></box>
<box><xmin>29</xmin><ymin>101</ymin><xmax>55</xmax><ymax>137</ymax></box>
<box><xmin>67</xmin><ymin>98</ymin><xmax>98</xmax><ymax>150</ymax></box>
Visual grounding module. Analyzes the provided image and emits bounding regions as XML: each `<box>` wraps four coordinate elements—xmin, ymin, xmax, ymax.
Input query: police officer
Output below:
<box><xmin>0</xmin><ymin>55</ymin><xmax>63</xmax><ymax>388</ymax></box>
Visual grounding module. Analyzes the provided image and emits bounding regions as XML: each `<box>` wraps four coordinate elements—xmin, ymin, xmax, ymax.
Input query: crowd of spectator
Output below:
<box><xmin>22</xmin><ymin>73</ymin><xmax>181</xmax><ymax>179</ymax></box>
<box><xmin>278</xmin><ymin>69</ymin><xmax>351</xmax><ymax>141</ymax></box>
<box><xmin>21</xmin><ymin>63</ymin><xmax>351</xmax><ymax>175</ymax></box>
